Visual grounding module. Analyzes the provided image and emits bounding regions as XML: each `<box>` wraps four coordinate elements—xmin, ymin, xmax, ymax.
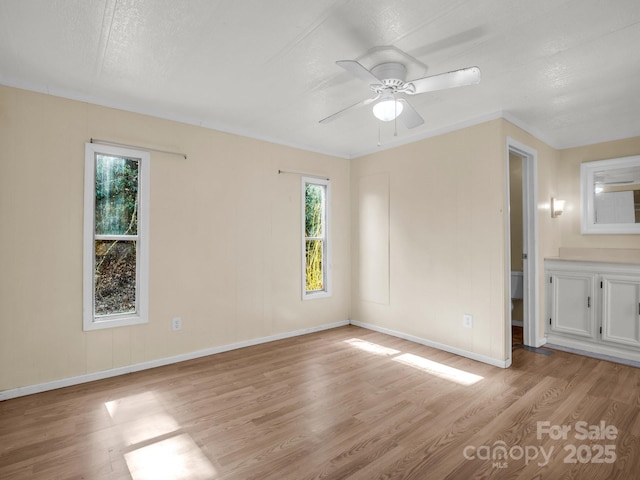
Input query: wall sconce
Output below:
<box><xmin>551</xmin><ymin>197</ymin><xmax>565</xmax><ymax>218</ymax></box>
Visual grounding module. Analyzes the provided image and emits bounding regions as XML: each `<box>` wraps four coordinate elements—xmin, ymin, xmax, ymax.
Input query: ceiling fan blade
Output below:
<box><xmin>319</xmin><ymin>98</ymin><xmax>371</xmax><ymax>124</ymax></box>
<box><xmin>406</xmin><ymin>66</ymin><xmax>481</xmax><ymax>95</ymax></box>
<box><xmin>336</xmin><ymin>60</ymin><xmax>383</xmax><ymax>86</ymax></box>
<box><xmin>397</xmin><ymin>99</ymin><xmax>424</xmax><ymax>129</ymax></box>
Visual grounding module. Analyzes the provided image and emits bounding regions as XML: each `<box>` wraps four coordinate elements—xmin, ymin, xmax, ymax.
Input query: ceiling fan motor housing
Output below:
<box><xmin>370</xmin><ymin>62</ymin><xmax>407</xmax><ymax>89</ymax></box>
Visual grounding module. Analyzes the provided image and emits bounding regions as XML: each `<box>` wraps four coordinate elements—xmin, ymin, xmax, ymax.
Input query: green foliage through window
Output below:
<box><xmin>95</xmin><ymin>155</ymin><xmax>139</xmax><ymax>235</ymax></box>
<box><xmin>94</xmin><ymin>155</ymin><xmax>140</xmax><ymax>316</ymax></box>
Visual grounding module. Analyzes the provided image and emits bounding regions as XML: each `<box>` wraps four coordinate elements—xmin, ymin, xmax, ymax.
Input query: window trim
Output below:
<box><xmin>83</xmin><ymin>143</ymin><xmax>150</xmax><ymax>331</ymax></box>
<box><xmin>301</xmin><ymin>176</ymin><xmax>331</xmax><ymax>300</ymax></box>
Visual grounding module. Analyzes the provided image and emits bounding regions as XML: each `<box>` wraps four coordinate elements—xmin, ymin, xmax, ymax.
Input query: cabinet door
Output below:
<box><xmin>549</xmin><ymin>272</ymin><xmax>596</xmax><ymax>339</ymax></box>
<box><xmin>602</xmin><ymin>275</ymin><xmax>640</xmax><ymax>348</ymax></box>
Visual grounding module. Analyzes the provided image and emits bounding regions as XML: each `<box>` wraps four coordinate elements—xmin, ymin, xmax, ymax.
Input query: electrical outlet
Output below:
<box><xmin>463</xmin><ymin>314</ymin><xmax>473</xmax><ymax>328</ymax></box>
<box><xmin>172</xmin><ymin>317</ymin><xmax>182</xmax><ymax>331</ymax></box>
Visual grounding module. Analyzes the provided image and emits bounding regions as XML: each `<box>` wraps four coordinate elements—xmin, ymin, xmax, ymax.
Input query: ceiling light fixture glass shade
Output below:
<box><xmin>373</xmin><ymin>99</ymin><xmax>403</xmax><ymax>121</ymax></box>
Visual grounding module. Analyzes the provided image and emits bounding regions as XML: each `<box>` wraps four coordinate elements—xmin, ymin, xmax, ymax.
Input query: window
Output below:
<box><xmin>83</xmin><ymin>143</ymin><xmax>150</xmax><ymax>330</ymax></box>
<box><xmin>302</xmin><ymin>176</ymin><xmax>331</xmax><ymax>299</ymax></box>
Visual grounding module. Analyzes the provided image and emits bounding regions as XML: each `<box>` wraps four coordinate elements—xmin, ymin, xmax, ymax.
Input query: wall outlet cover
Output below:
<box><xmin>172</xmin><ymin>317</ymin><xmax>182</xmax><ymax>331</ymax></box>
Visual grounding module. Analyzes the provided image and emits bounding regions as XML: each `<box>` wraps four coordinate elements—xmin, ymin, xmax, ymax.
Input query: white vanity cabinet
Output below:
<box><xmin>545</xmin><ymin>259</ymin><xmax>640</xmax><ymax>363</ymax></box>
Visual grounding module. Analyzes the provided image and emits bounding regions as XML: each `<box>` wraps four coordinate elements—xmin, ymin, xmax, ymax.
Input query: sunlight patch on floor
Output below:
<box><xmin>105</xmin><ymin>391</ymin><xmax>180</xmax><ymax>445</ymax></box>
<box><xmin>105</xmin><ymin>391</ymin><xmax>161</xmax><ymax>419</ymax></box>
<box><xmin>393</xmin><ymin>353</ymin><xmax>483</xmax><ymax>386</ymax></box>
<box><xmin>344</xmin><ymin>338</ymin><xmax>400</xmax><ymax>356</ymax></box>
<box><xmin>344</xmin><ymin>338</ymin><xmax>483</xmax><ymax>385</ymax></box>
<box><xmin>105</xmin><ymin>392</ymin><xmax>217</xmax><ymax>478</ymax></box>
<box><xmin>124</xmin><ymin>433</ymin><xmax>218</xmax><ymax>480</ymax></box>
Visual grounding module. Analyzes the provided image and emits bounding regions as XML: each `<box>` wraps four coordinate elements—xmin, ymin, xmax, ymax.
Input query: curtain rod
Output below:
<box><xmin>90</xmin><ymin>138</ymin><xmax>187</xmax><ymax>159</ymax></box>
<box><xmin>278</xmin><ymin>169</ymin><xmax>329</xmax><ymax>181</ymax></box>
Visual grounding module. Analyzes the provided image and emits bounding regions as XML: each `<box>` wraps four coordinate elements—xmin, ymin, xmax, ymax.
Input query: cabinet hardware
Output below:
<box><xmin>549</xmin><ymin>318</ymin><xmax>552</xmax><ymax>325</ymax></box>
<box><xmin>600</xmin><ymin>281</ymin><xmax>603</xmax><ymax>288</ymax></box>
<box><xmin>587</xmin><ymin>296</ymin><xmax>591</xmax><ymax>308</ymax></box>
<box><xmin>600</xmin><ymin>326</ymin><xmax>602</xmax><ymax>334</ymax></box>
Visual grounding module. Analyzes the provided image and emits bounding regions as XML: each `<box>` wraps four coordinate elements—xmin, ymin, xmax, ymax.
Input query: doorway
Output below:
<box><xmin>506</xmin><ymin>138</ymin><xmax>539</xmax><ymax>353</ymax></box>
<box><xmin>509</xmin><ymin>152</ymin><xmax>525</xmax><ymax>346</ymax></box>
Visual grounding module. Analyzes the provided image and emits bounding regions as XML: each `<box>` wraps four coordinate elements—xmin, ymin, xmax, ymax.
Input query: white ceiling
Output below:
<box><xmin>1</xmin><ymin>0</ymin><xmax>639</xmax><ymax>158</ymax></box>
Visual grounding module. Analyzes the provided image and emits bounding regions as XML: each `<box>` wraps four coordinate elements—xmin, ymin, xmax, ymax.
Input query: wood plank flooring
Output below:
<box><xmin>1</xmin><ymin>325</ymin><xmax>640</xmax><ymax>479</ymax></box>
<box><xmin>512</xmin><ymin>325</ymin><xmax>523</xmax><ymax>346</ymax></box>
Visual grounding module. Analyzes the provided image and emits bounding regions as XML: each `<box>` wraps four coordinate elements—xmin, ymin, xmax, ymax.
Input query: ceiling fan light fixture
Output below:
<box><xmin>373</xmin><ymin>98</ymin><xmax>403</xmax><ymax>121</ymax></box>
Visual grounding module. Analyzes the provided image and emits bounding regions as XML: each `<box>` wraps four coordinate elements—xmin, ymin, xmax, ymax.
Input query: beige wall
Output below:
<box><xmin>558</xmin><ymin>137</ymin><xmax>640</xmax><ymax>249</ymax></box>
<box><xmin>351</xmin><ymin>120</ymin><xmax>509</xmax><ymax>363</ymax></box>
<box><xmin>349</xmin><ymin>119</ymin><xmax>562</xmax><ymax>363</ymax></box>
<box><xmin>0</xmin><ymin>86</ymin><xmax>351</xmax><ymax>392</ymax></box>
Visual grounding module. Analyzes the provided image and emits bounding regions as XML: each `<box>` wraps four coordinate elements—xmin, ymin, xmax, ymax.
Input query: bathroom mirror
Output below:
<box><xmin>581</xmin><ymin>155</ymin><xmax>640</xmax><ymax>234</ymax></box>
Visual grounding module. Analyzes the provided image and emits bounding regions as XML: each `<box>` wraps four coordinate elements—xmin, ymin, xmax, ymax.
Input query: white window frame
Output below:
<box><xmin>83</xmin><ymin>143</ymin><xmax>150</xmax><ymax>331</ymax></box>
<box><xmin>301</xmin><ymin>176</ymin><xmax>331</xmax><ymax>300</ymax></box>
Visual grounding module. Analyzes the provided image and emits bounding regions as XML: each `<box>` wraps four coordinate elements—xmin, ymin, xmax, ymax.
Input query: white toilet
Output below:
<box><xmin>511</xmin><ymin>271</ymin><xmax>523</xmax><ymax>311</ymax></box>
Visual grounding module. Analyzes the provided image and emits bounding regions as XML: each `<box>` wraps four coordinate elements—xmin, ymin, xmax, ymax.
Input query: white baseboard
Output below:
<box><xmin>545</xmin><ymin>335</ymin><xmax>640</xmax><ymax>367</ymax></box>
<box><xmin>533</xmin><ymin>337</ymin><xmax>547</xmax><ymax>348</ymax></box>
<box><xmin>2</xmin><ymin>319</ymin><xmax>517</xmax><ymax>401</ymax></box>
<box><xmin>350</xmin><ymin>320</ymin><xmax>510</xmax><ymax>368</ymax></box>
<box><xmin>0</xmin><ymin>320</ymin><xmax>349</xmax><ymax>401</ymax></box>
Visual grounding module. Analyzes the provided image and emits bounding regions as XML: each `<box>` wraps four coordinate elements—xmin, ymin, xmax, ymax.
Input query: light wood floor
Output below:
<box><xmin>1</xmin><ymin>325</ymin><xmax>639</xmax><ymax>479</ymax></box>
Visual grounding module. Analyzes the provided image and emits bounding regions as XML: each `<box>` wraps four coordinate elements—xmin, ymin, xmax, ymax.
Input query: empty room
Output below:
<box><xmin>1</xmin><ymin>1</ymin><xmax>640</xmax><ymax>479</ymax></box>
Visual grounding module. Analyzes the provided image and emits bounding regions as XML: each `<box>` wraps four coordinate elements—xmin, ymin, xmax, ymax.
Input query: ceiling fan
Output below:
<box><xmin>319</xmin><ymin>59</ymin><xmax>481</xmax><ymax>129</ymax></box>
